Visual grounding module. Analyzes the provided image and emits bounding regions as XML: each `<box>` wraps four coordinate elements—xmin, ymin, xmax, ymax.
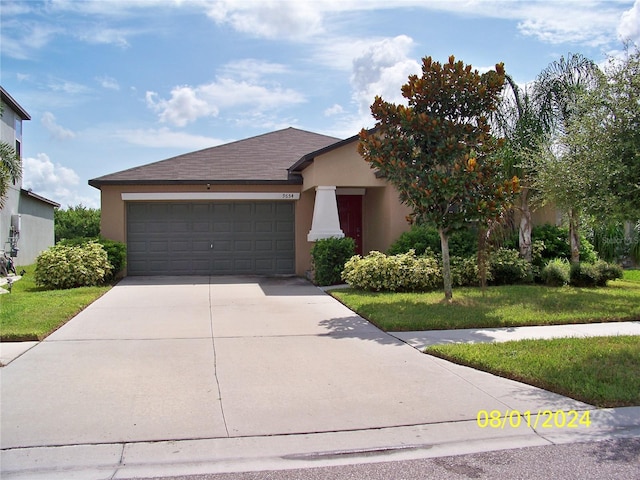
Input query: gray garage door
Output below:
<box><xmin>126</xmin><ymin>202</ymin><xmax>295</xmax><ymax>275</ymax></box>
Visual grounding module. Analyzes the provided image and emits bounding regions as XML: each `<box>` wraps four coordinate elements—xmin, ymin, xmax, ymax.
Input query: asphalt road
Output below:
<box><xmin>130</xmin><ymin>437</ymin><xmax>640</xmax><ymax>480</ymax></box>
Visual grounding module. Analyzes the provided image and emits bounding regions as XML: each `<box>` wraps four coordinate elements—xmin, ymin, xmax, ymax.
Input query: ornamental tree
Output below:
<box><xmin>359</xmin><ymin>55</ymin><xmax>519</xmax><ymax>301</ymax></box>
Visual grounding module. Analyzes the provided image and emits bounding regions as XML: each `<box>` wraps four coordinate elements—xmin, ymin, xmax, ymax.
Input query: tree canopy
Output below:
<box><xmin>359</xmin><ymin>55</ymin><xmax>518</xmax><ymax>300</ymax></box>
<box><xmin>54</xmin><ymin>205</ymin><xmax>101</xmax><ymax>243</ymax></box>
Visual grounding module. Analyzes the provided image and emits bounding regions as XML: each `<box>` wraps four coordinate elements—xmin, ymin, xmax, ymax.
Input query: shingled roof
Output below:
<box><xmin>89</xmin><ymin>127</ymin><xmax>341</xmax><ymax>188</ymax></box>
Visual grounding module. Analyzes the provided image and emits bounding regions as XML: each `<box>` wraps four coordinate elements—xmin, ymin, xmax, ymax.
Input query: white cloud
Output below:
<box><xmin>48</xmin><ymin>78</ymin><xmax>92</xmax><ymax>96</ymax></box>
<box><xmin>619</xmin><ymin>0</ymin><xmax>640</xmax><ymax>45</ymax></box>
<box><xmin>220</xmin><ymin>59</ymin><xmax>289</xmax><ymax>81</ymax></box>
<box><xmin>146</xmin><ymin>78</ymin><xmax>306</xmax><ymax>127</ymax></box>
<box><xmin>205</xmin><ymin>0</ymin><xmax>324</xmax><ymax>39</ymax></box>
<box><xmin>146</xmin><ymin>87</ymin><xmax>217</xmax><ymax>127</ymax></box>
<box><xmin>350</xmin><ymin>35</ymin><xmax>420</xmax><ymax>115</ymax></box>
<box><xmin>76</xmin><ymin>27</ymin><xmax>131</xmax><ymax>48</ymax></box>
<box><xmin>115</xmin><ymin>127</ymin><xmax>224</xmax><ymax>149</ymax></box>
<box><xmin>41</xmin><ymin>112</ymin><xmax>76</xmax><ymax>140</ymax></box>
<box><xmin>22</xmin><ymin>153</ymin><xmax>84</xmax><ymax>207</ymax></box>
<box><xmin>0</xmin><ymin>22</ymin><xmax>60</xmax><ymax>59</ymax></box>
<box><xmin>324</xmin><ymin>104</ymin><xmax>344</xmax><ymax>116</ymax></box>
<box><xmin>96</xmin><ymin>76</ymin><xmax>120</xmax><ymax>90</ymax></box>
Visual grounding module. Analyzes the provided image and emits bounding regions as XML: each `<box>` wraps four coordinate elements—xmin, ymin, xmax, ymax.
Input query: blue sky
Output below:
<box><xmin>2</xmin><ymin>0</ymin><xmax>639</xmax><ymax>208</ymax></box>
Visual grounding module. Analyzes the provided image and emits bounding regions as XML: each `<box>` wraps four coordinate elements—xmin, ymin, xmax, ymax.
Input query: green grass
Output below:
<box><xmin>426</xmin><ymin>336</ymin><xmax>640</xmax><ymax>407</ymax></box>
<box><xmin>623</xmin><ymin>269</ymin><xmax>640</xmax><ymax>283</ymax></box>
<box><xmin>331</xmin><ymin>274</ymin><xmax>640</xmax><ymax>332</ymax></box>
<box><xmin>0</xmin><ymin>265</ymin><xmax>111</xmax><ymax>341</ymax></box>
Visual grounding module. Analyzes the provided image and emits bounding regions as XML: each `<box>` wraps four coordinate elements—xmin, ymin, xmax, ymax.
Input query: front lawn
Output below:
<box><xmin>330</xmin><ymin>274</ymin><xmax>640</xmax><ymax>332</ymax></box>
<box><xmin>0</xmin><ymin>265</ymin><xmax>111</xmax><ymax>341</ymax></box>
<box><xmin>426</xmin><ymin>336</ymin><xmax>640</xmax><ymax>407</ymax></box>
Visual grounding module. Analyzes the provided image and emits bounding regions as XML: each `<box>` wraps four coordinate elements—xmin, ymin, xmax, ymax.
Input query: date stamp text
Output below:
<box><xmin>477</xmin><ymin>409</ymin><xmax>591</xmax><ymax>429</ymax></box>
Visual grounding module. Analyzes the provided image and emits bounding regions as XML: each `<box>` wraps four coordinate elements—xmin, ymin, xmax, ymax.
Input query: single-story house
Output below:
<box><xmin>89</xmin><ymin>127</ymin><xmax>413</xmax><ymax>276</ymax></box>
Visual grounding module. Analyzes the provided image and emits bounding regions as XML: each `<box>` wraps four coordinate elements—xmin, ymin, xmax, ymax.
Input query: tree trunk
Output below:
<box><xmin>439</xmin><ymin>228</ymin><xmax>453</xmax><ymax>302</ymax></box>
<box><xmin>477</xmin><ymin>224</ymin><xmax>488</xmax><ymax>291</ymax></box>
<box><xmin>569</xmin><ymin>208</ymin><xmax>580</xmax><ymax>264</ymax></box>
<box><xmin>519</xmin><ymin>187</ymin><xmax>532</xmax><ymax>262</ymax></box>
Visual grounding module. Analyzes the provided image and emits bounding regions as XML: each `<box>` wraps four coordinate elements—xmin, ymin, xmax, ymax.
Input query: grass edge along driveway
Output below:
<box><xmin>1</xmin><ymin>265</ymin><xmax>112</xmax><ymax>342</ymax></box>
<box><xmin>331</xmin><ymin>271</ymin><xmax>640</xmax><ymax>407</ymax></box>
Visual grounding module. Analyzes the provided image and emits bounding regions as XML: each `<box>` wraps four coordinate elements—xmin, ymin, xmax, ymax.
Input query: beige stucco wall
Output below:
<box><xmin>301</xmin><ymin>142</ymin><xmax>386</xmax><ymax>192</ymax></box>
<box><xmin>300</xmin><ymin>140</ymin><xmax>412</xmax><ymax>267</ymax></box>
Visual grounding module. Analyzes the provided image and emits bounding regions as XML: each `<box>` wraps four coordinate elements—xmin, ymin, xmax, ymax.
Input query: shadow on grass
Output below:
<box><xmin>332</xmin><ymin>283</ymin><xmax>640</xmax><ymax>331</ymax></box>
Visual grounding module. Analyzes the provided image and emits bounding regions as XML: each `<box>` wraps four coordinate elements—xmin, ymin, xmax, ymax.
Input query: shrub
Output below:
<box><xmin>488</xmin><ymin>248</ymin><xmax>533</xmax><ymax>285</ymax></box>
<box><xmin>388</xmin><ymin>224</ymin><xmax>477</xmax><ymax>257</ymax></box>
<box><xmin>531</xmin><ymin>224</ymin><xmax>598</xmax><ymax>264</ymax></box>
<box><xmin>541</xmin><ymin>258</ymin><xmax>570</xmax><ymax>286</ymax></box>
<box><xmin>35</xmin><ymin>242</ymin><xmax>112</xmax><ymax>289</ymax></box>
<box><xmin>58</xmin><ymin>236</ymin><xmax>126</xmax><ymax>280</ymax></box>
<box><xmin>595</xmin><ymin>261</ymin><xmax>623</xmax><ymax>285</ymax></box>
<box><xmin>311</xmin><ymin>237</ymin><xmax>355</xmax><ymax>286</ymax></box>
<box><xmin>569</xmin><ymin>260</ymin><xmax>623</xmax><ymax>287</ymax></box>
<box><xmin>450</xmin><ymin>255</ymin><xmax>481</xmax><ymax>287</ymax></box>
<box><xmin>98</xmin><ymin>237</ymin><xmax>127</xmax><ymax>279</ymax></box>
<box><xmin>342</xmin><ymin>250</ymin><xmax>442</xmax><ymax>292</ymax></box>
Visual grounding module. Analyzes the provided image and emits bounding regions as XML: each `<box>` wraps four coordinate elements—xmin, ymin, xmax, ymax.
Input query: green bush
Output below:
<box><xmin>342</xmin><ymin>250</ymin><xmax>442</xmax><ymax>292</ymax></box>
<box><xmin>388</xmin><ymin>225</ymin><xmax>477</xmax><ymax>257</ymax></box>
<box><xmin>488</xmin><ymin>248</ymin><xmax>533</xmax><ymax>285</ymax></box>
<box><xmin>58</xmin><ymin>236</ymin><xmax>126</xmax><ymax>280</ymax></box>
<box><xmin>531</xmin><ymin>224</ymin><xmax>598</xmax><ymax>264</ymax></box>
<box><xmin>569</xmin><ymin>260</ymin><xmax>623</xmax><ymax>287</ymax></box>
<box><xmin>541</xmin><ymin>258</ymin><xmax>570</xmax><ymax>286</ymax></box>
<box><xmin>98</xmin><ymin>238</ymin><xmax>127</xmax><ymax>279</ymax></box>
<box><xmin>450</xmin><ymin>255</ymin><xmax>481</xmax><ymax>287</ymax></box>
<box><xmin>595</xmin><ymin>261</ymin><xmax>623</xmax><ymax>285</ymax></box>
<box><xmin>311</xmin><ymin>237</ymin><xmax>355</xmax><ymax>286</ymax></box>
<box><xmin>35</xmin><ymin>242</ymin><xmax>112</xmax><ymax>290</ymax></box>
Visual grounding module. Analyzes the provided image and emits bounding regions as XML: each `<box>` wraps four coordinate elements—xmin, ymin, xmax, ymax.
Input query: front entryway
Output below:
<box><xmin>126</xmin><ymin>201</ymin><xmax>295</xmax><ymax>275</ymax></box>
<box><xmin>337</xmin><ymin>195</ymin><xmax>363</xmax><ymax>255</ymax></box>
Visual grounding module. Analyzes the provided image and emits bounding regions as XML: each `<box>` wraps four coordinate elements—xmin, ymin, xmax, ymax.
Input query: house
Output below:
<box><xmin>89</xmin><ymin>127</ymin><xmax>411</xmax><ymax>276</ymax></box>
<box><xmin>1</xmin><ymin>86</ymin><xmax>60</xmax><ymax>266</ymax></box>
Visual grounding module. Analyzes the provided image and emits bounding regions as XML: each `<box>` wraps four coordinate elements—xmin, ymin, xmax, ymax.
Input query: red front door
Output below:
<box><xmin>337</xmin><ymin>195</ymin><xmax>363</xmax><ymax>255</ymax></box>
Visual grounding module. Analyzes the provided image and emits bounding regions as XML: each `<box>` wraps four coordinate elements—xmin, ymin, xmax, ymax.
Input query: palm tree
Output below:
<box><xmin>531</xmin><ymin>53</ymin><xmax>601</xmax><ymax>263</ymax></box>
<box><xmin>494</xmin><ymin>74</ymin><xmax>548</xmax><ymax>262</ymax></box>
<box><xmin>0</xmin><ymin>141</ymin><xmax>22</xmax><ymax>209</ymax></box>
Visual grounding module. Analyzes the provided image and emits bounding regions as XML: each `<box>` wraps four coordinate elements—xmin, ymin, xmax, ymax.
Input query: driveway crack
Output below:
<box><xmin>209</xmin><ymin>276</ymin><xmax>230</xmax><ymax>438</ymax></box>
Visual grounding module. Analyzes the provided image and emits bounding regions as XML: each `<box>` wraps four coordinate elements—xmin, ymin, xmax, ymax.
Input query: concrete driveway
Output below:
<box><xmin>1</xmin><ymin>275</ymin><xmax>593</xmax><ymax>452</ymax></box>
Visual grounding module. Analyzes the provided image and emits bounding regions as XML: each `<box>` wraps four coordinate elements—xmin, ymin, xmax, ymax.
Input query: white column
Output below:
<box><xmin>307</xmin><ymin>186</ymin><xmax>344</xmax><ymax>241</ymax></box>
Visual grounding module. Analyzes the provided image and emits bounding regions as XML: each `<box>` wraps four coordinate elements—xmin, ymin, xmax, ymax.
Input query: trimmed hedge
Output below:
<box><xmin>570</xmin><ymin>260</ymin><xmax>623</xmax><ymax>287</ymax></box>
<box><xmin>342</xmin><ymin>250</ymin><xmax>442</xmax><ymax>292</ymax></box>
<box><xmin>541</xmin><ymin>258</ymin><xmax>571</xmax><ymax>286</ymax></box>
<box><xmin>58</xmin><ymin>236</ymin><xmax>126</xmax><ymax>281</ymax></box>
<box><xmin>35</xmin><ymin>242</ymin><xmax>112</xmax><ymax>290</ymax></box>
<box><xmin>388</xmin><ymin>225</ymin><xmax>477</xmax><ymax>257</ymax></box>
<box><xmin>488</xmin><ymin>248</ymin><xmax>533</xmax><ymax>285</ymax></box>
<box><xmin>311</xmin><ymin>237</ymin><xmax>355</xmax><ymax>286</ymax></box>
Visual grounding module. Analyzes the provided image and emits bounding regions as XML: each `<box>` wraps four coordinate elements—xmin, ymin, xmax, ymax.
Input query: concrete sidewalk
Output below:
<box><xmin>391</xmin><ymin>321</ymin><xmax>640</xmax><ymax>350</ymax></box>
<box><xmin>1</xmin><ymin>276</ymin><xmax>639</xmax><ymax>479</ymax></box>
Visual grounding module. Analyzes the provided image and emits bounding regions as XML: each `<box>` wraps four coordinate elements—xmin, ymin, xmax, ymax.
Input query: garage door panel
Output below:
<box><xmin>276</xmin><ymin>221</ymin><xmax>294</xmax><ymax>233</ymax></box>
<box><xmin>127</xmin><ymin>201</ymin><xmax>295</xmax><ymax>275</ymax></box>
<box><xmin>213</xmin><ymin>221</ymin><xmax>232</xmax><ymax>233</ymax></box>
<box><xmin>255</xmin><ymin>240</ymin><xmax>273</xmax><ymax>251</ymax></box>
<box><xmin>234</xmin><ymin>221</ymin><xmax>253</xmax><ymax>233</ymax></box>
<box><xmin>256</xmin><ymin>221</ymin><xmax>275</xmax><ymax>233</ymax></box>
<box><xmin>234</xmin><ymin>240</ymin><xmax>252</xmax><ymax>252</ymax></box>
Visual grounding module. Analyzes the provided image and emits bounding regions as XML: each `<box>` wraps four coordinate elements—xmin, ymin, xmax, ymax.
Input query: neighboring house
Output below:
<box><xmin>89</xmin><ymin>127</ymin><xmax>411</xmax><ymax>276</ymax></box>
<box><xmin>0</xmin><ymin>86</ymin><xmax>60</xmax><ymax>266</ymax></box>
